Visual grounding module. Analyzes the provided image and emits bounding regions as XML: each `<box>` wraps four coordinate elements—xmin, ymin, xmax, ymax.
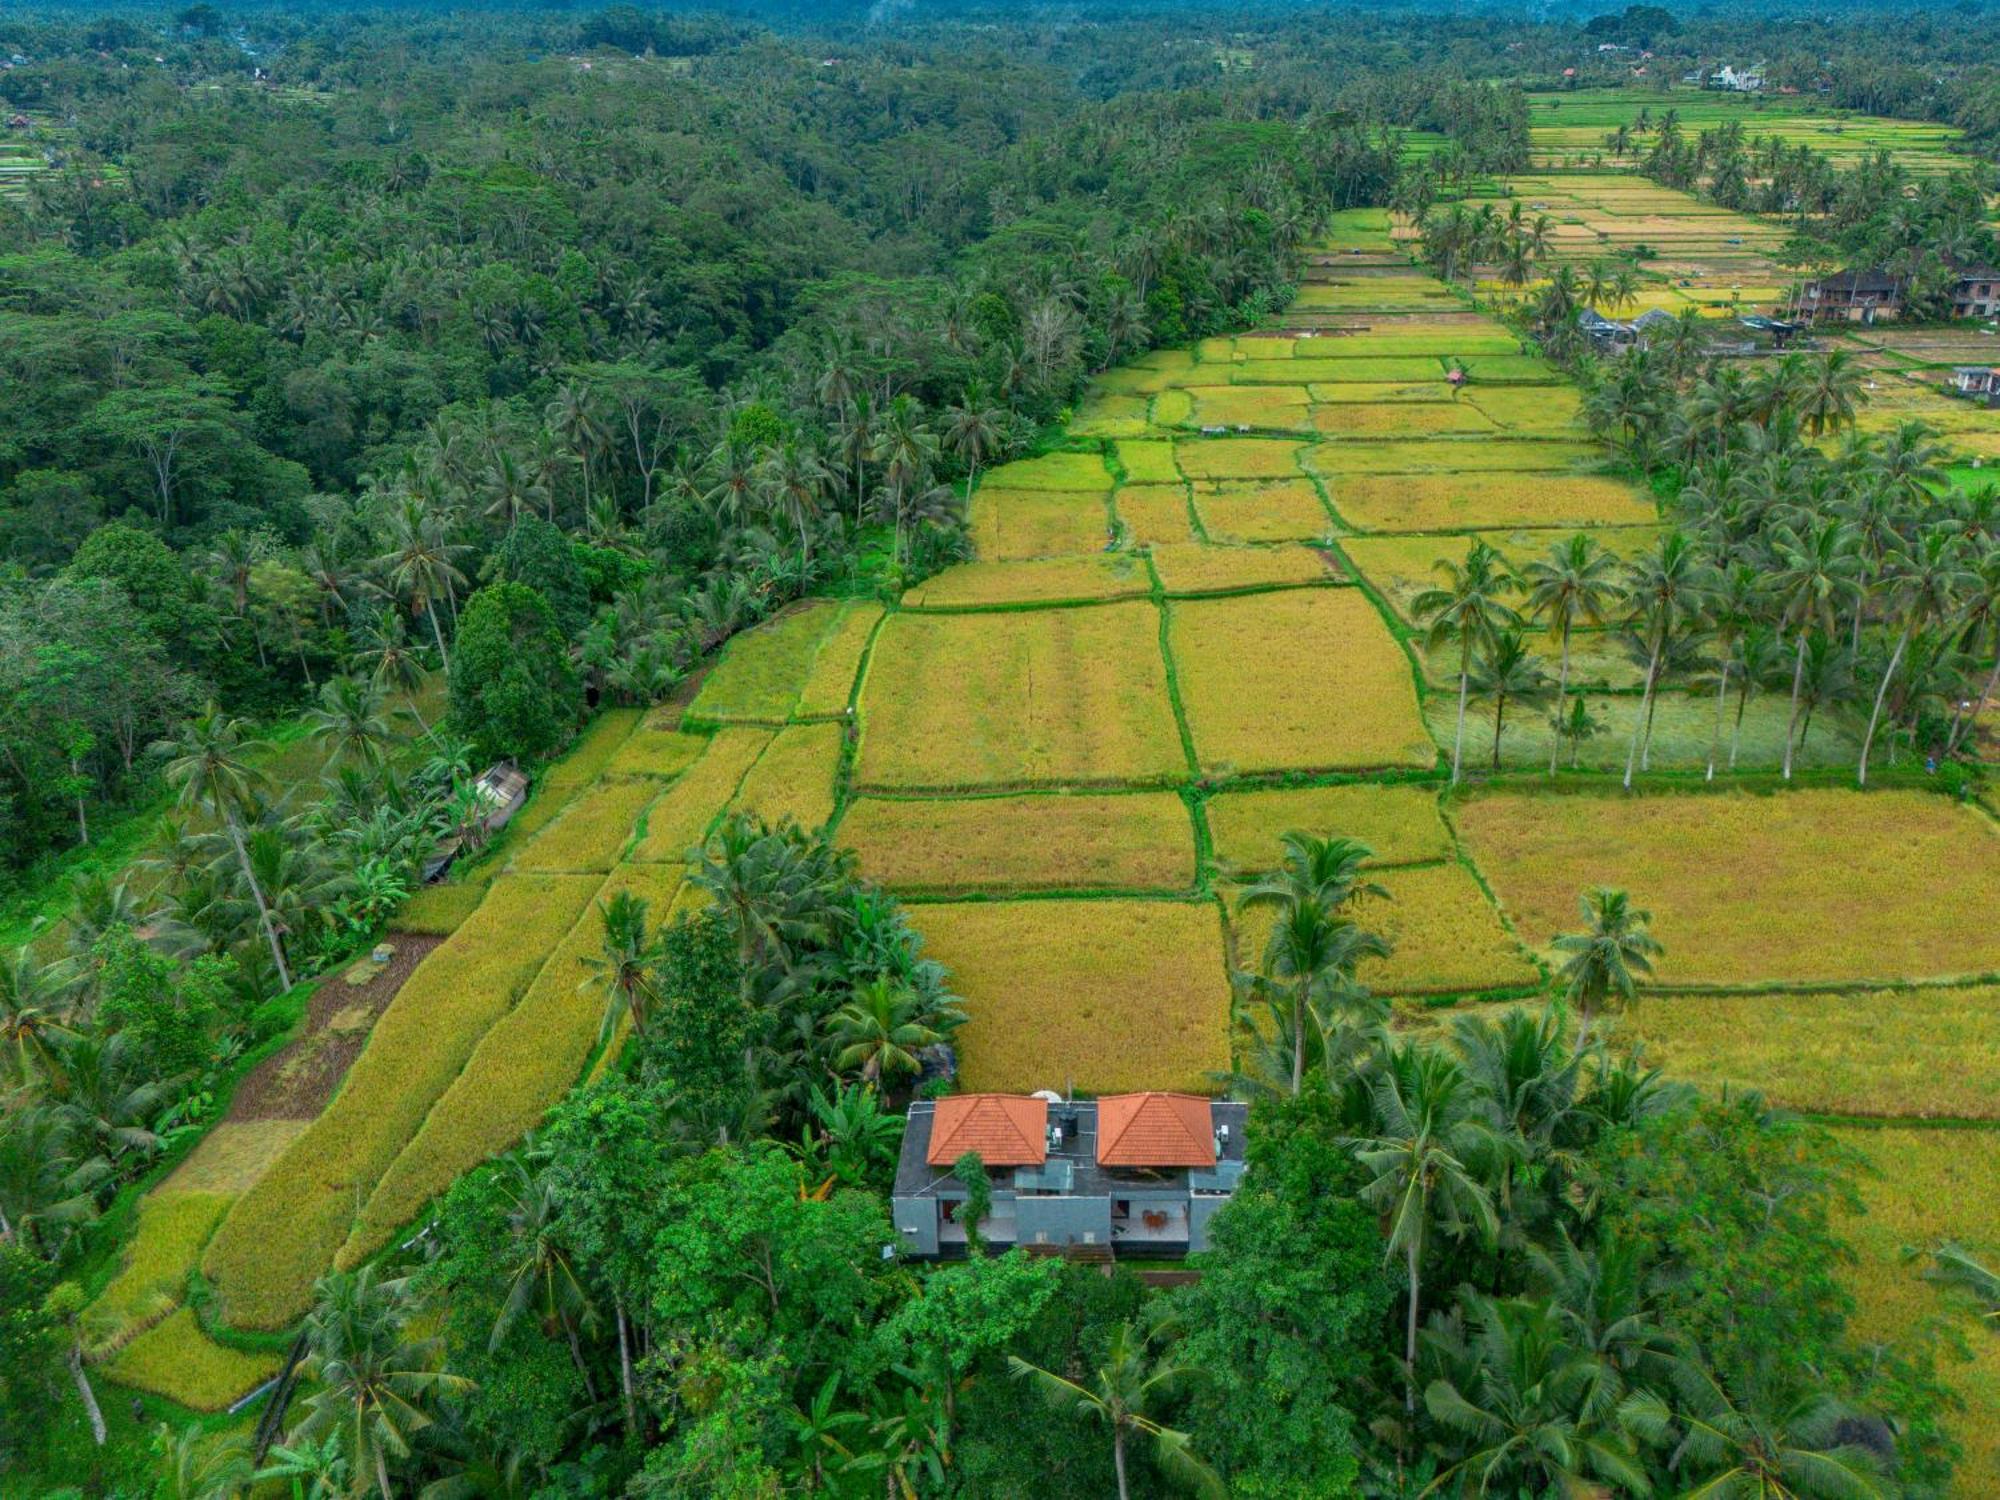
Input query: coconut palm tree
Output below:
<box><xmin>0</xmin><ymin>1102</ymin><xmax>108</xmax><ymax>1253</ymax></box>
<box><xmin>1859</xmin><ymin>528</ymin><xmax>1972</xmax><ymax>786</ymax></box>
<box><xmin>1795</xmin><ymin>351</ymin><xmax>1865</xmax><ymax>438</ymax></box>
<box><xmin>1522</xmin><ymin>533</ymin><xmax>1624</xmax><ymax>775</ymax></box>
<box><xmin>758</xmin><ymin>438</ymin><xmax>831</xmax><ymax>569</ymax></box>
<box><xmin>306</xmin><ymin>675</ymin><xmax>397</xmax><ymax>771</ymax></box>
<box><xmin>1664</xmin><ymin>1363</ymin><xmax>1888</xmax><ymax>1500</ymax></box>
<box><xmin>578</xmin><ymin>891</ymin><xmax>660</xmax><ymax>1045</ymax></box>
<box><xmin>1471</xmin><ymin>629</ymin><xmax>1551</xmax><ymax>770</ymax></box>
<box><xmin>940</xmin><ymin>385</ymin><xmax>1006</xmax><ymax>493</ymax></box>
<box><xmin>156</xmin><ymin>706</ymin><xmax>292</xmax><ymax>991</ymax></box>
<box><xmin>1553</xmin><ymin>888</ymin><xmax>1661</xmax><ymax>1050</ymax></box>
<box><xmin>1923</xmin><ymin>1242</ymin><xmax>2000</xmax><ymax>1321</ymax></box>
<box><xmin>152</xmin><ymin>1421</ymin><xmax>254</xmax><ymax>1500</ymax></box>
<box><xmin>1242</xmin><ymin>894</ymin><xmax>1390</xmax><ymax>1096</ymax></box>
<box><xmin>1702</xmin><ymin>563</ymin><xmax>1765</xmax><ymax>782</ymax></box>
<box><xmin>1007</xmin><ymin>1320</ymin><xmax>1224</xmax><ymax>1500</ymax></box>
<box><xmin>0</xmin><ymin>945</ymin><xmax>80</xmax><ymax>1088</ymax></box>
<box><xmin>1421</xmin><ymin>1294</ymin><xmax>1659</xmax><ymax>1498</ymax></box>
<box><xmin>371</xmin><ymin>500</ymin><xmax>469</xmax><ymax>671</ymax></box>
<box><xmin>1769</xmin><ymin>518</ymin><xmax>1863</xmax><ymax>781</ymax></box>
<box><xmin>1414</xmin><ymin>540</ymin><xmax>1520</xmax><ymax>785</ymax></box>
<box><xmin>1352</xmin><ymin>1044</ymin><xmax>1502</xmax><ymax>1419</ymax></box>
<box><xmin>829</xmin><ymin>976</ymin><xmax>957</xmax><ymax>1087</ymax></box>
<box><xmin>293</xmin><ymin>1266</ymin><xmax>471</xmax><ymax>1500</ymax></box>
<box><xmin>1621</xmin><ymin>532</ymin><xmax>1713</xmax><ymax>787</ymax></box>
<box><xmin>353</xmin><ymin>609</ymin><xmax>434</xmax><ymax>738</ymax></box>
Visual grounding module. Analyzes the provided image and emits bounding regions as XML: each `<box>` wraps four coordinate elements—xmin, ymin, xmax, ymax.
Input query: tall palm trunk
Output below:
<box><xmin>1730</xmin><ymin>675</ymin><xmax>1752</xmax><ymax>770</ymax></box>
<box><xmin>1623</xmin><ymin>626</ymin><xmax>1664</xmax><ymax>790</ymax></box>
<box><xmin>1706</xmin><ymin>657</ymin><xmax>1731</xmax><ymax>782</ymax></box>
<box><xmin>1858</xmin><ymin>618</ymin><xmax>1913</xmax><ymax>787</ymax></box>
<box><xmin>1112</xmin><ymin>1424</ymin><xmax>1130</xmax><ymax>1500</ymax></box>
<box><xmin>1781</xmin><ymin>627</ymin><xmax>1810</xmax><ymax>781</ymax></box>
<box><xmin>68</xmin><ymin>1345</ymin><xmax>105</xmax><ymax>1446</ymax></box>
<box><xmin>1291</xmin><ymin>980</ymin><xmax>1306</xmax><ymax>1097</ymax></box>
<box><xmin>1548</xmin><ymin>619</ymin><xmax>1572</xmax><ymax>777</ymax></box>
<box><xmin>1450</xmin><ymin>637</ymin><xmax>1471</xmax><ymax>785</ymax></box>
<box><xmin>376</xmin><ymin>1445</ymin><xmax>395</xmax><ymax>1500</ymax></box>
<box><xmin>1491</xmin><ymin>689</ymin><xmax>1508</xmax><ymax>768</ymax></box>
<box><xmin>616</xmin><ymin>1297</ymin><xmax>637</xmax><ymax>1436</ymax></box>
<box><xmin>226</xmin><ymin>813</ymin><xmax>293</xmax><ymax>991</ymax></box>
<box><xmin>425</xmin><ymin>600</ymin><xmax>450</xmax><ymax>672</ymax></box>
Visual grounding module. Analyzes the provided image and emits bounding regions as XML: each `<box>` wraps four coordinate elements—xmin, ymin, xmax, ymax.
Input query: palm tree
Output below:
<box><xmin>1242</xmin><ymin>894</ymin><xmax>1390</xmax><ymax>1096</ymax></box>
<box><xmin>156</xmin><ymin>706</ymin><xmax>292</xmax><ymax>991</ymax></box>
<box><xmin>940</xmin><ymin>385</ymin><xmax>1006</xmax><ymax>493</ymax></box>
<box><xmin>1702</xmin><ymin>563</ymin><xmax>1765</xmax><ymax>782</ymax></box>
<box><xmin>578</xmin><ymin>891</ymin><xmax>660</xmax><ymax>1044</ymax></box>
<box><xmin>306</xmin><ymin>675</ymin><xmax>397</xmax><ymax>771</ymax></box>
<box><xmin>152</xmin><ymin>1421</ymin><xmax>254</xmax><ymax>1500</ymax></box>
<box><xmin>293</xmin><ymin>1266</ymin><xmax>471</xmax><ymax>1500</ymax></box>
<box><xmin>1553</xmin><ymin>888</ymin><xmax>1661</xmax><ymax>1050</ymax></box>
<box><xmin>1353</xmin><ymin>1044</ymin><xmax>1502</xmax><ymax>1418</ymax></box>
<box><xmin>1413</xmin><ymin>540</ymin><xmax>1519</xmax><ymax>785</ymax></box>
<box><xmin>0</xmin><ymin>945</ymin><xmax>80</xmax><ymax>1087</ymax></box>
<box><xmin>1621</xmin><ymin>532</ymin><xmax>1712</xmax><ymax>788</ymax></box>
<box><xmin>1421</xmin><ymin>1294</ymin><xmax>1658</xmax><ymax>1498</ymax></box>
<box><xmin>1923</xmin><ymin>1242</ymin><xmax>2000</xmax><ymax>1321</ymax></box>
<box><xmin>1007</xmin><ymin>1320</ymin><xmax>1224</xmax><ymax>1500</ymax></box>
<box><xmin>1770</xmin><ymin>519</ymin><xmax>1863</xmax><ymax>781</ymax></box>
<box><xmin>1664</xmin><ymin>1363</ymin><xmax>1888</xmax><ymax>1500</ymax></box>
<box><xmin>0</xmin><ymin>1103</ymin><xmax>108</xmax><ymax>1253</ymax></box>
<box><xmin>489</xmin><ymin>1152</ymin><xmax>598</xmax><ymax>1395</ymax></box>
<box><xmin>829</xmin><ymin>976</ymin><xmax>955</xmax><ymax>1087</ymax></box>
<box><xmin>353</xmin><ymin>609</ymin><xmax>434</xmax><ymax>738</ymax></box>
<box><xmin>1470</xmin><ymin>629</ymin><xmax>1551</xmax><ymax>770</ymax></box>
<box><xmin>1859</xmin><ymin>528</ymin><xmax>1971</xmax><ymax>786</ymax></box>
<box><xmin>1522</xmin><ymin>533</ymin><xmax>1623</xmax><ymax>775</ymax></box>
<box><xmin>758</xmin><ymin>438</ymin><xmax>831</xmax><ymax>568</ymax></box>
<box><xmin>371</xmin><ymin>500</ymin><xmax>469</xmax><ymax>671</ymax></box>
<box><xmin>1795</xmin><ymin>351</ymin><xmax>1864</xmax><ymax>438</ymax></box>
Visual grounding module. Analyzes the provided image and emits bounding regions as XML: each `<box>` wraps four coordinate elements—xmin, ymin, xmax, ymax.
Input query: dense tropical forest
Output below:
<box><xmin>5</xmin><ymin>0</ymin><xmax>2000</xmax><ymax>1496</ymax></box>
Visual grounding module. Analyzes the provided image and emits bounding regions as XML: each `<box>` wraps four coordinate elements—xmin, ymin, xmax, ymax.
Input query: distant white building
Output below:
<box><xmin>1709</xmin><ymin>64</ymin><xmax>1766</xmax><ymax>92</ymax></box>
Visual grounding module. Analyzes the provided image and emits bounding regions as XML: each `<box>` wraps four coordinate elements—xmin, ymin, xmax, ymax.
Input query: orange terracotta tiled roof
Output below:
<box><xmin>926</xmin><ymin>1094</ymin><xmax>1048</xmax><ymax>1168</ymax></box>
<box><xmin>1096</xmin><ymin>1093</ymin><xmax>1216</xmax><ymax>1168</ymax></box>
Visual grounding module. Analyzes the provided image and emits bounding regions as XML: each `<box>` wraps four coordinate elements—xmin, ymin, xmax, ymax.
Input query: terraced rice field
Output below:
<box><xmin>158</xmin><ymin>194</ymin><xmax>2000</xmax><ymax>1477</ymax></box>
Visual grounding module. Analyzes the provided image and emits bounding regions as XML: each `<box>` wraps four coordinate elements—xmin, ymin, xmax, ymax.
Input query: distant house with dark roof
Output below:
<box><xmin>891</xmin><ymin>1093</ymin><xmax>1249</xmax><ymax>1259</ymax></box>
<box><xmin>1792</xmin><ymin>269</ymin><xmax>1903</xmax><ymax>324</ymax></box>
<box><xmin>1952</xmin><ymin>271</ymin><xmax>2000</xmax><ymax>321</ymax></box>
<box><xmin>1953</xmin><ymin>367</ymin><xmax>2000</xmax><ymax>406</ymax></box>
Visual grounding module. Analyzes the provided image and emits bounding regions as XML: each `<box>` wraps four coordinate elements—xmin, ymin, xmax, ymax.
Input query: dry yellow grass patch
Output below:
<box><xmin>1205</xmin><ymin>783</ymin><xmax>1451</xmax><ymax>871</ymax></box>
<box><xmin>855</xmin><ymin>604</ymin><xmax>1186</xmax><ymax>789</ymax></box>
<box><xmin>1115</xmin><ymin>484</ymin><xmax>1197</xmax><ymax>545</ymax></box>
<box><xmin>1630</xmin><ymin>986</ymin><xmax>2000</xmax><ymax>1120</ymax></box>
<box><xmin>87</xmin><ymin>1192</ymin><xmax>234</xmax><ymax>1356</ymax></box>
<box><xmin>537</xmin><ymin>710</ymin><xmax>644</xmax><ymax>795</ymax></box>
<box><xmin>1148</xmin><ymin>543</ymin><xmax>1330</xmax><ymax>595</ymax></box>
<box><xmin>1188</xmin><ymin>385</ymin><xmax>1313</xmax><ymax>431</ymax></box>
<box><xmin>1468</xmin><ymin>386</ymin><xmax>1586</xmax><ymax>433</ymax></box>
<box><xmin>101</xmin><ymin>1308</ymin><xmax>281</xmax><ymax>1412</ymax></box>
<box><xmin>839</xmin><ymin>792</ymin><xmax>1195</xmax><ymax>893</ymax></box>
<box><xmin>341</xmin><ymin>862</ymin><xmax>687</xmax><ymax>1265</ymax></box>
<box><xmin>688</xmin><ymin>603</ymin><xmax>846</xmax><ymax>723</ymax></box>
<box><xmin>1306</xmin><ymin>382</ymin><xmax>1454</xmax><ymax>404</ymax></box>
<box><xmin>1456</xmin><ymin>789</ymin><xmax>2000</xmax><ymax>987</ymax></box>
<box><xmin>1175</xmin><ymin>438</ymin><xmax>1307</xmax><ymax>481</ymax></box>
<box><xmin>1229</xmin><ymin>861</ymin><xmax>1535</xmax><ymax>995</ymax></box>
<box><xmin>510</xmin><ymin>774</ymin><xmax>660</xmax><ymax>873</ymax></box>
<box><xmin>731</xmin><ymin>723</ymin><xmax>845</xmax><ymax>831</ymax></box>
<box><xmin>202</xmin><ymin>872</ymin><xmax>605</xmax><ymax>1329</ymax></box>
<box><xmin>1192</xmin><ymin>479</ymin><xmax>1335</xmax><ymax>543</ymax></box>
<box><xmin>1073</xmin><ymin>392</ymin><xmax>1153</xmax><ymax>437</ymax></box>
<box><xmin>1832</xmin><ymin>1127</ymin><xmax>2000</xmax><ymax>1496</ymax></box>
<box><xmin>970</xmin><ymin>488</ymin><xmax>1111</xmax><ymax>560</ymax></box>
<box><xmin>1329</xmin><ymin>473</ymin><xmax>1656</xmax><ymax>532</ymax></box>
<box><xmin>629</xmin><ymin>728</ymin><xmax>773</xmax><ymax>862</ymax></box>
<box><xmin>912</xmin><ymin>899</ymin><xmax>1232</xmax><ymax>1094</ymax></box>
<box><xmin>1170</xmin><ymin>590</ymin><xmax>1433</xmax><ymax>773</ymax></box>
<box><xmin>904</xmin><ymin>556</ymin><xmax>1152</xmax><ymax>609</ymax></box>
<box><xmin>164</xmin><ymin>1120</ymin><xmax>310</xmax><ymax>1194</ymax></box>
<box><xmin>983</xmin><ymin>451</ymin><xmax>1114</xmax><ymax>490</ymax></box>
<box><xmin>1115</xmin><ymin>439</ymin><xmax>1182</xmax><ymax>484</ymax></box>
<box><xmin>796</xmin><ymin>604</ymin><xmax>881</xmax><ymax>717</ymax></box>
<box><xmin>1312</xmin><ymin>402</ymin><xmax>1498</xmax><ymax>438</ymax></box>
<box><xmin>602</xmin><ymin>721</ymin><xmax>710</xmax><ymax>779</ymax></box>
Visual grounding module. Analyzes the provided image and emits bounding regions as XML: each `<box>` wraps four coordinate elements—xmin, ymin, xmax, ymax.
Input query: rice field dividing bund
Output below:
<box><xmin>149</xmin><ymin>186</ymin><xmax>2000</xmax><ymax>1475</ymax></box>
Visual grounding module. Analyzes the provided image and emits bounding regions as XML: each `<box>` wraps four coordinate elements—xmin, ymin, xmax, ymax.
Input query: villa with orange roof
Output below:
<box><xmin>890</xmin><ymin>1092</ymin><xmax>1249</xmax><ymax>1259</ymax></box>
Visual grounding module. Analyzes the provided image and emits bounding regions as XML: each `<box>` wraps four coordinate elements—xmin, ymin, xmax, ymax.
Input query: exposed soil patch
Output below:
<box><xmin>228</xmin><ymin>935</ymin><xmax>443</xmax><ymax>1120</ymax></box>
